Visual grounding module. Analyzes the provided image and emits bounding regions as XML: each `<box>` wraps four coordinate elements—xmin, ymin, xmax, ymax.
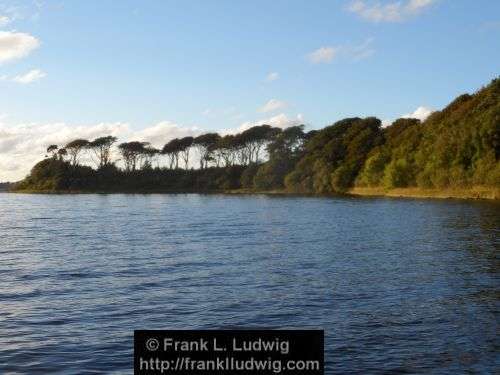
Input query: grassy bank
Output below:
<box><xmin>349</xmin><ymin>186</ymin><xmax>500</xmax><ymax>200</ymax></box>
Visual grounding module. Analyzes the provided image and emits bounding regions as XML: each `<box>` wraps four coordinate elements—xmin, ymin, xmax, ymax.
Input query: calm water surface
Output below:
<box><xmin>0</xmin><ymin>193</ymin><xmax>498</xmax><ymax>374</ymax></box>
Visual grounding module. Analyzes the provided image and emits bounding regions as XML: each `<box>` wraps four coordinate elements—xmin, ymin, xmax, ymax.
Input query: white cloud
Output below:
<box><xmin>402</xmin><ymin>106</ymin><xmax>433</xmax><ymax>121</ymax></box>
<box><xmin>307</xmin><ymin>46</ymin><xmax>338</xmax><ymax>64</ymax></box>
<box><xmin>266</xmin><ymin>72</ymin><xmax>279</xmax><ymax>81</ymax></box>
<box><xmin>307</xmin><ymin>39</ymin><xmax>375</xmax><ymax>64</ymax></box>
<box><xmin>0</xmin><ymin>15</ymin><xmax>10</xmax><ymax>26</ymax></box>
<box><xmin>348</xmin><ymin>0</ymin><xmax>436</xmax><ymax>23</ymax></box>
<box><xmin>258</xmin><ymin>99</ymin><xmax>287</xmax><ymax>113</ymax></box>
<box><xmin>381</xmin><ymin>119</ymin><xmax>392</xmax><ymax>128</ymax></box>
<box><xmin>12</xmin><ymin>68</ymin><xmax>46</xmax><ymax>84</ymax></box>
<box><xmin>381</xmin><ymin>105</ymin><xmax>433</xmax><ymax>127</ymax></box>
<box><xmin>0</xmin><ymin>31</ymin><xmax>40</xmax><ymax>63</ymax></box>
<box><xmin>225</xmin><ymin>113</ymin><xmax>305</xmax><ymax>135</ymax></box>
<box><xmin>131</xmin><ymin>121</ymin><xmax>201</xmax><ymax>147</ymax></box>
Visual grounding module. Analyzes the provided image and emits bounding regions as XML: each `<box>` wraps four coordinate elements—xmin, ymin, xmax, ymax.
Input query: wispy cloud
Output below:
<box><xmin>0</xmin><ymin>1</ymin><xmax>45</xmax><ymax>24</ymax></box>
<box><xmin>479</xmin><ymin>20</ymin><xmax>500</xmax><ymax>32</ymax></box>
<box><xmin>307</xmin><ymin>47</ymin><xmax>338</xmax><ymax>64</ymax></box>
<box><xmin>266</xmin><ymin>72</ymin><xmax>279</xmax><ymax>82</ymax></box>
<box><xmin>12</xmin><ymin>69</ymin><xmax>46</xmax><ymax>84</ymax></box>
<box><xmin>307</xmin><ymin>38</ymin><xmax>375</xmax><ymax>64</ymax></box>
<box><xmin>343</xmin><ymin>38</ymin><xmax>376</xmax><ymax>61</ymax></box>
<box><xmin>0</xmin><ymin>15</ymin><xmax>10</xmax><ymax>26</ymax></box>
<box><xmin>258</xmin><ymin>99</ymin><xmax>287</xmax><ymax>113</ymax></box>
<box><xmin>201</xmin><ymin>107</ymin><xmax>243</xmax><ymax>120</ymax></box>
<box><xmin>347</xmin><ymin>0</ymin><xmax>436</xmax><ymax>23</ymax></box>
<box><xmin>0</xmin><ymin>31</ymin><xmax>40</xmax><ymax>63</ymax></box>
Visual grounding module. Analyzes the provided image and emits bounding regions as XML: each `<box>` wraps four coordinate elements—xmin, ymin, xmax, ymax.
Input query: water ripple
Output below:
<box><xmin>0</xmin><ymin>193</ymin><xmax>498</xmax><ymax>374</ymax></box>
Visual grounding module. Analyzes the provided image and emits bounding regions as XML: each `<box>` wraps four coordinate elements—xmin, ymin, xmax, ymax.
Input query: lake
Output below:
<box><xmin>0</xmin><ymin>193</ymin><xmax>498</xmax><ymax>374</ymax></box>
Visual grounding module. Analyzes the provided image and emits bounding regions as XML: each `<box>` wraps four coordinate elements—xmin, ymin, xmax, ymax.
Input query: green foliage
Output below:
<box><xmin>356</xmin><ymin>118</ymin><xmax>421</xmax><ymax>188</ymax></box>
<box><xmin>240</xmin><ymin>164</ymin><xmax>260</xmax><ymax>189</ymax></box>
<box><xmin>383</xmin><ymin>158</ymin><xmax>412</xmax><ymax>188</ymax></box>
<box><xmin>17</xmin><ymin>158</ymin><xmax>66</xmax><ymax>191</ymax></box>
<box><xmin>15</xmin><ymin>78</ymin><xmax>500</xmax><ymax>194</ymax></box>
<box><xmin>17</xmin><ymin>157</ymin><xmax>247</xmax><ymax>192</ymax></box>
<box><xmin>354</xmin><ymin>78</ymin><xmax>500</xmax><ymax>190</ymax></box>
<box><xmin>250</xmin><ymin>125</ymin><xmax>307</xmax><ymax>190</ymax></box>
<box><xmin>16</xmin><ymin>158</ymin><xmax>96</xmax><ymax>191</ymax></box>
<box><xmin>254</xmin><ymin>158</ymin><xmax>291</xmax><ymax>190</ymax></box>
<box><xmin>355</xmin><ymin>151</ymin><xmax>389</xmax><ymax>187</ymax></box>
<box><xmin>285</xmin><ymin>117</ymin><xmax>383</xmax><ymax>193</ymax></box>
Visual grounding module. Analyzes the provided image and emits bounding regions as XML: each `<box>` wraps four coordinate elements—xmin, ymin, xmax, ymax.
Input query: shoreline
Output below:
<box><xmin>348</xmin><ymin>186</ymin><xmax>500</xmax><ymax>200</ymax></box>
<box><xmin>9</xmin><ymin>186</ymin><xmax>500</xmax><ymax>200</ymax></box>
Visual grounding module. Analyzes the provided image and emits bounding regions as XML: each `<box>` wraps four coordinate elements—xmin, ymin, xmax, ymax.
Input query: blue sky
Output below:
<box><xmin>0</xmin><ymin>0</ymin><xmax>499</xmax><ymax>180</ymax></box>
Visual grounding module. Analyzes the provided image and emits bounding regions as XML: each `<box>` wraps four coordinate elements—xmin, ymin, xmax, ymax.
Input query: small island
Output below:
<box><xmin>12</xmin><ymin>78</ymin><xmax>500</xmax><ymax>200</ymax></box>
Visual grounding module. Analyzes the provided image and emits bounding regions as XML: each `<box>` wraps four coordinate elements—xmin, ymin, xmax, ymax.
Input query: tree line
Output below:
<box><xmin>15</xmin><ymin>77</ymin><xmax>499</xmax><ymax>193</ymax></box>
<box><xmin>44</xmin><ymin>124</ymin><xmax>294</xmax><ymax>172</ymax></box>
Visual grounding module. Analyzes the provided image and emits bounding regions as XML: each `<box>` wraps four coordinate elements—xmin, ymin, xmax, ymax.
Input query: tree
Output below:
<box><xmin>46</xmin><ymin>145</ymin><xmax>58</xmax><ymax>158</ymax></box>
<box><xmin>162</xmin><ymin>138</ymin><xmax>182</xmax><ymax>169</ymax></box>
<box><xmin>88</xmin><ymin>136</ymin><xmax>117</xmax><ymax>168</ymax></box>
<box><xmin>217</xmin><ymin>135</ymin><xmax>237</xmax><ymax>167</ymax></box>
<box><xmin>355</xmin><ymin>118</ymin><xmax>420</xmax><ymax>187</ymax></box>
<box><xmin>178</xmin><ymin>136</ymin><xmax>194</xmax><ymax>169</ymax></box>
<box><xmin>252</xmin><ymin>125</ymin><xmax>307</xmax><ymax>190</ymax></box>
<box><xmin>233</xmin><ymin>133</ymin><xmax>249</xmax><ymax>166</ymax></box>
<box><xmin>141</xmin><ymin>146</ymin><xmax>160</xmax><ymax>169</ymax></box>
<box><xmin>118</xmin><ymin>141</ymin><xmax>149</xmax><ymax>171</ymax></box>
<box><xmin>65</xmin><ymin>139</ymin><xmax>89</xmax><ymax>166</ymax></box>
<box><xmin>17</xmin><ymin>77</ymin><xmax>500</xmax><ymax>194</ymax></box>
<box><xmin>285</xmin><ymin>117</ymin><xmax>383</xmax><ymax>193</ymax></box>
<box><xmin>267</xmin><ymin>125</ymin><xmax>305</xmax><ymax>160</ymax></box>
<box><xmin>241</xmin><ymin>125</ymin><xmax>282</xmax><ymax>163</ymax></box>
<box><xmin>57</xmin><ymin>148</ymin><xmax>67</xmax><ymax>161</ymax></box>
<box><xmin>193</xmin><ymin>133</ymin><xmax>220</xmax><ymax>169</ymax></box>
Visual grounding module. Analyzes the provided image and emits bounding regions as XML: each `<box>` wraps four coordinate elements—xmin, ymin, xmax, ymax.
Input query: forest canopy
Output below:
<box><xmin>14</xmin><ymin>78</ymin><xmax>500</xmax><ymax>194</ymax></box>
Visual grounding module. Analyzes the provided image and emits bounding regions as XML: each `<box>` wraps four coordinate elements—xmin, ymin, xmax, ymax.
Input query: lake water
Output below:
<box><xmin>0</xmin><ymin>193</ymin><xmax>498</xmax><ymax>374</ymax></box>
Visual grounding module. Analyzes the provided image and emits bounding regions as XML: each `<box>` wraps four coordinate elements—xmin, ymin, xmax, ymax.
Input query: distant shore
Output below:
<box><xmin>7</xmin><ymin>78</ymin><xmax>500</xmax><ymax>201</ymax></box>
<box><xmin>10</xmin><ymin>186</ymin><xmax>500</xmax><ymax>200</ymax></box>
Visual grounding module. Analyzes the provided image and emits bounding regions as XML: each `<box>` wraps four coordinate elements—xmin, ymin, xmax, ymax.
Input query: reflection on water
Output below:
<box><xmin>0</xmin><ymin>193</ymin><xmax>498</xmax><ymax>374</ymax></box>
